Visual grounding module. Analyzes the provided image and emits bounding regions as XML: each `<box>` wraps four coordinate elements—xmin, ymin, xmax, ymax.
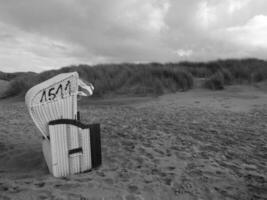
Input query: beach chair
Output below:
<box><xmin>25</xmin><ymin>72</ymin><xmax>101</xmax><ymax>177</ymax></box>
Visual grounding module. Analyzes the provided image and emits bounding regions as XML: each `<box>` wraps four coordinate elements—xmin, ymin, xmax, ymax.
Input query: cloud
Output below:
<box><xmin>225</xmin><ymin>15</ymin><xmax>267</xmax><ymax>48</ymax></box>
<box><xmin>227</xmin><ymin>0</ymin><xmax>251</xmax><ymax>13</ymax></box>
<box><xmin>212</xmin><ymin>14</ymin><xmax>267</xmax><ymax>53</ymax></box>
<box><xmin>0</xmin><ymin>0</ymin><xmax>173</xmax><ymax>72</ymax></box>
<box><xmin>0</xmin><ymin>21</ymin><xmax>89</xmax><ymax>72</ymax></box>
<box><xmin>116</xmin><ymin>0</ymin><xmax>170</xmax><ymax>33</ymax></box>
<box><xmin>196</xmin><ymin>1</ymin><xmax>217</xmax><ymax>28</ymax></box>
<box><xmin>0</xmin><ymin>0</ymin><xmax>266</xmax><ymax>72</ymax></box>
<box><xmin>175</xmin><ymin>49</ymin><xmax>193</xmax><ymax>57</ymax></box>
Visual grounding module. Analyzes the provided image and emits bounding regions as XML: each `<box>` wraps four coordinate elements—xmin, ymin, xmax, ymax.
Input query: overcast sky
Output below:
<box><xmin>0</xmin><ymin>0</ymin><xmax>267</xmax><ymax>72</ymax></box>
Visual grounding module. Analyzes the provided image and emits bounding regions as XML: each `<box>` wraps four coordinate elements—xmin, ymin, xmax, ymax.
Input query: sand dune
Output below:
<box><xmin>0</xmin><ymin>85</ymin><xmax>267</xmax><ymax>200</ymax></box>
<box><xmin>0</xmin><ymin>79</ymin><xmax>9</xmax><ymax>98</ymax></box>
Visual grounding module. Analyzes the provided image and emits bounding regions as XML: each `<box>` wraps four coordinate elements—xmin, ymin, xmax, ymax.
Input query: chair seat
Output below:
<box><xmin>42</xmin><ymin>119</ymin><xmax>101</xmax><ymax>177</ymax></box>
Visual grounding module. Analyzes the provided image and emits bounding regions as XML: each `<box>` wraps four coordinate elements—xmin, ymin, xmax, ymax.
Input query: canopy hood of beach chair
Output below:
<box><xmin>25</xmin><ymin>72</ymin><xmax>94</xmax><ymax>138</ymax></box>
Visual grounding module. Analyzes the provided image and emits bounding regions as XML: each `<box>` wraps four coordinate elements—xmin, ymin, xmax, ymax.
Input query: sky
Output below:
<box><xmin>0</xmin><ymin>0</ymin><xmax>267</xmax><ymax>72</ymax></box>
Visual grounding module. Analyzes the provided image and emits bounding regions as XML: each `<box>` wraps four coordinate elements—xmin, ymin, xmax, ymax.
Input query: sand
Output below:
<box><xmin>0</xmin><ymin>85</ymin><xmax>267</xmax><ymax>200</ymax></box>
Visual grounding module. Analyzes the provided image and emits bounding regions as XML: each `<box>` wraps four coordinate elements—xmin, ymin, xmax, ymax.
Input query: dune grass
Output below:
<box><xmin>181</xmin><ymin>58</ymin><xmax>267</xmax><ymax>89</ymax></box>
<box><xmin>1</xmin><ymin>58</ymin><xmax>267</xmax><ymax>98</ymax></box>
<box><xmin>1</xmin><ymin>64</ymin><xmax>194</xmax><ymax>98</ymax></box>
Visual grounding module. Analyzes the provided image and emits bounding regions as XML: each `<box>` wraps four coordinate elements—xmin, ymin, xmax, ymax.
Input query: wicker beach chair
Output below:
<box><xmin>25</xmin><ymin>72</ymin><xmax>101</xmax><ymax>177</ymax></box>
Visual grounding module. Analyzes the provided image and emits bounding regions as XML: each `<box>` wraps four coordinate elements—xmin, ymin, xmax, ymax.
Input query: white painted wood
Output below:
<box><xmin>80</xmin><ymin>128</ymin><xmax>92</xmax><ymax>171</ymax></box>
<box><xmin>25</xmin><ymin>72</ymin><xmax>79</xmax><ymax>138</ymax></box>
<box><xmin>45</xmin><ymin>123</ymin><xmax>92</xmax><ymax>177</ymax></box>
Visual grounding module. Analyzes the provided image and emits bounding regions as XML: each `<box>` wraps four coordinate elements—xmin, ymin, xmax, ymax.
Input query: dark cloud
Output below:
<box><xmin>0</xmin><ymin>0</ymin><xmax>266</xmax><ymax>72</ymax></box>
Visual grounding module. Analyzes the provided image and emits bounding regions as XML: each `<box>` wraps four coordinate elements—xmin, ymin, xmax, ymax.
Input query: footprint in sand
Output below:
<box><xmin>163</xmin><ymin>178</ymin><xmax>172</xmax><ymax>186</ymax></box>
<box><xmin>103</xmin><ymin>178</ymin><xmax>114</xmax><ymax>185</ymax></box>
<box><xmin>34</xmin><ymin>182</ymin><xmax>45</xmax><ymax>188</ymax></box>
<box><xmin>0</xmin><ymin>184</ymin><xmax>9</xmax><ymax>192</ymax></box>
<box><xmin>0</xmin><ymin>184</ymin><xmax>22</xmax><ymax>194</ymax></box>
<box><xmin>167</xmin><ymin>166</ymin><xmax>176</xmax><ymax>171</ymax></box>
<box><xmin>127</xmin><ymin>184</ymin><xmax>139</xmax><ymax>194</ymax></box>
<box><xmin>173</xmin><ymin>181</ymin><xmax>194</xmax><ymax>196</ymax></box>
<box><xmin>35</xmin><ymin>190</ymin><xmax>54</xmax><ymax>200</ymax></box>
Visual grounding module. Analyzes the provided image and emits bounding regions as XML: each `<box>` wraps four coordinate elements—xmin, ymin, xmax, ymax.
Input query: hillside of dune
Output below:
<box><xmin>1</xmin><ymin>58</ymin><xmax>267</xmax><ymax>99</ymax></box>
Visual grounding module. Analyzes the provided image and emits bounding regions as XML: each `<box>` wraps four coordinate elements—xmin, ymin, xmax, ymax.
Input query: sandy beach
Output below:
<box><xmin>0</xmin><ymin>85</ymin><xmax>267</xmax><ymax>200</ymax></box>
